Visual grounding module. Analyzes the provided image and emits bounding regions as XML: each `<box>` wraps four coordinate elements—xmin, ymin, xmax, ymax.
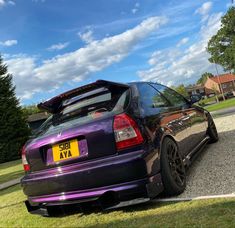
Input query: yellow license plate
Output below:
<box><xmin>52</xmin><ymin>139</ymin><xmax>80</xmax><ymax>162</ymax></box>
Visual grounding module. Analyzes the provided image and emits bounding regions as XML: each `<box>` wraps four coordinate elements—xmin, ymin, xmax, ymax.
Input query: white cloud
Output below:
<box><xmin>78</xmin><ymin>30</ymin><xmax>94</xmax><ymax>44</ymax></box>
<box><xmin>0</xmin><ymin>0</ymin><xmax>15</xmax><ymax>8</ymax></box>
<box><xmin>195</xmin><ymin>2</ymin><xmax>212</xmax><ymax>15</ymax></box>
<box><xmin>0</xmin><ymin>39</ymin><xmax>17</xmax><ymax>46</ymax></box>
<box><xmin>0</xmin><ymin>0</ymin><xmax>5</xmax><ymax>6</ymax></box>
<box><xmin>5</xmin><ymin>16</ymin><xmax>167</xmax><ymax>101</ymax></box>
<box><xmin>5</xmin><ymin>55</ymin><xmax>40</xmax><ymax>100</ymax></box>
<box><xmin>47</xmin><ymin>42</ymin><xmax>69</xmax><ymax>51</ymax></box>
<box><xmin>195</xmin><ymin>1</ymin><xmax>213</xmax><ymax>22</ymax></box>
<box><xmin>132</xmin><ymin>2</ymin><xmax>140</xmax><ymax>14</ymax></box>
<box><xmin>138</xmin><ymin>12</ymin><xmax>222</xmax><ymax>86</ymax></box>
<box><xmin>176</xmin><ymin>37</ymin><xmax>189</xmax><ymax>47</ymax></box>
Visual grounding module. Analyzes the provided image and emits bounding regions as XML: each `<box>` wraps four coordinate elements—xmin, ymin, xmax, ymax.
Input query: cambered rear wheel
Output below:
<box><xmin>161</xmin><ymin>137</ymin><xmax>186</xmax><ymax>196</ymax></box>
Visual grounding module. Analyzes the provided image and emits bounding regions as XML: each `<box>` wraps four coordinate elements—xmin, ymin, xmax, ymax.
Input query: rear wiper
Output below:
<box><xmin>52</xmin><ymin>113</ymin><xmax>63</xmax><ymax>125</ymax></box>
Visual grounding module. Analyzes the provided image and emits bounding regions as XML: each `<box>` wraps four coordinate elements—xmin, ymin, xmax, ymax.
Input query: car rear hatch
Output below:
<box><xmin>24</xmin><ymin>80</ymin><xmax>130</xmax><ymax>172</ymax></box>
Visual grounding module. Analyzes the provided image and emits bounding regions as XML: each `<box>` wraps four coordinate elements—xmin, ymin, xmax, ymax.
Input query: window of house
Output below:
<box><xmin>222</xmin><ymin>84</ymin><xmax>227</xmax><ymax>89</ymax></box>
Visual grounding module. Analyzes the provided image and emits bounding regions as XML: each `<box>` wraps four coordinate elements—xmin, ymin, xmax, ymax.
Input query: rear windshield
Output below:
<box><xmin>34</xmin><ymin>87</ymin><xmax>129</xmax><ymax>136</ymax></box>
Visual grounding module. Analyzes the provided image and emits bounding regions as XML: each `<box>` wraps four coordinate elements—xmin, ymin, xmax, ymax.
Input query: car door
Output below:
<box><xmin>187</xmin><ymin>105</ymin><xmax>208</xmax><ymax>143</ymax></box>
<box><xmin>152</xmin><ymin>83</ymin><xmax>206</xmax><ymax>156</ymax></box>
<box><xmin>136</xmin><ymin>83</ymin><xmax>190</xmax><ymax>157</ymax></box>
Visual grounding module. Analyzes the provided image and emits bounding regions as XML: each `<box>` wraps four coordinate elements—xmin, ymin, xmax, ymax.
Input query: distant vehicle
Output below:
<box><xmin>21</xmin><ymin>80</ymin><xmax>218</xmax><ymax>216</ymax></box>
<box><xmin>224</xmin><ymin>91</ymin><xmax>234</xmax><ymax>99</ymax></box>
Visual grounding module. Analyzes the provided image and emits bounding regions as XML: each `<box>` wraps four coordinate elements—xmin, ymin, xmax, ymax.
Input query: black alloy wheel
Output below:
<box><xmin>161</xmin><ymin>137</ymin><xmax>186</xmax><ymax>196</ymax></box>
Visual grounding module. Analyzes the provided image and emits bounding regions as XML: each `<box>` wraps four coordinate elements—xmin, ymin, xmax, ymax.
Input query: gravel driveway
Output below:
<box><xmin>177</xmin><ymin>114</ymin><xmax>235</xmax><ymax>198</ymax></box>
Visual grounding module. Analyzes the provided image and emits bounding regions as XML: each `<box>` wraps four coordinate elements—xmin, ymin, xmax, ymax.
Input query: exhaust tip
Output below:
<box><xmin>98</xmin><ymin>191</ymin><xmax>120</xmax><ymax>209</ymax></box>
<box><xmin>25</xmin><ymin>200</ymin><xmax>49</xmax><ymax>216</ymax></box>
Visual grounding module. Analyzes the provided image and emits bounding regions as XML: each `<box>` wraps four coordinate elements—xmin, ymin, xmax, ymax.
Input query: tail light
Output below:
<box><xmin>21</xmin><ymin>145</ymin><xmax>30</xmax><ymax>171</ymax></box>
<box><xmin>114</xmin><ymin>113</ymin><xmax>144</xmax><ymax>150</ymax></box>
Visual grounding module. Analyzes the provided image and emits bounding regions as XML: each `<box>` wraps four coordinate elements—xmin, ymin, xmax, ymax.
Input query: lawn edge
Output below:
<box><xmin>154</xmin><ymin>193</ymin><xmax>235</xmax><ymax>202</ymax></box>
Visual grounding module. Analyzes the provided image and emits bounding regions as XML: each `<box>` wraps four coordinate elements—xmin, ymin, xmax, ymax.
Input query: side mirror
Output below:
<box><xmin>190</xmin><ymin>94</ymin><xmax>202</xmax><ymax>104</ymax></box>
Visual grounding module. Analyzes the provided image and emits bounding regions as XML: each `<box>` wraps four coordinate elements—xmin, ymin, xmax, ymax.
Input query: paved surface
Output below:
<box><xmin>176</xmin><ymin>114</ymin><xmax>235</xmax><ymax>198</ymax></box>
<box><xmin>211</xmin><ymin>106</ymin><xmax>235</xmax><ymax>118</ymax></box>
<box><xmin>0</xmin><ymin>177</ymin><xmax>21</xmax><ymax>190</ymax></box>
<box><xmin>155</xmin><ymin>193</ymin><xmax>235</xmax><ymax>202</ymax></box>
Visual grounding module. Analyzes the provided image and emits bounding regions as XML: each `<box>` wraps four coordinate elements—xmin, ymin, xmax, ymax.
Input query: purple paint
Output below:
<box><xmin>30</xmin><ymin>183</ymin><xmax>138</xmax><ymax>203</ymax></box>
<box><xmin>46</xmin><ymin>148</ymin><xmax>53</xmax><ymax>165</ymax></box>
<box><xmin>23</xmin><ymin>150</ymin><xmax>143</xmax><ymax>181</ymax></box>
<box><xmin>26</xmin><ymin>116</ymin><xmax>116</xmax><ymax>173</ymax></box>
<box><xmin>78</xmin><ymin>139</ymin><xmax>88</xmax><ymax>156</ymax></box>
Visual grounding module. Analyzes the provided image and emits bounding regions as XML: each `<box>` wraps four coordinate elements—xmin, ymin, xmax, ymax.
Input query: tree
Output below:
<box><xmin>0</xmin><ymin>55</ymin><xmax>30</xmax><ymax>163</ymax></box>
<box><xmin>172</xmin><ymin>84</ymin><xmax>188</xmax><ymax>98</ymax></box>
<box><xmin>197</xmin><ymin>72</ymin><xmax>214</xmax><ymax>85</ymax></box>
<box><xmin>207</xmin><ymin>7</ymin><xmax>235</xmax><ymax>72</ymax></box>
<box><xmin>22</xmin><ymin>105</ymin><xmax>41</xmax><ymax>118</ymax></box>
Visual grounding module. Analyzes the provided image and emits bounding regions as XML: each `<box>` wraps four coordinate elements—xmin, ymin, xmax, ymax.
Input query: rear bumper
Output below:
<box><xmin>22</xmin><ymin>149</ymin><xmax>163</xmax><ymax>209</ymax></box>
<box><xmin>25</xmin><ymin>174</ymin><xmax>163</xmax><ymax>215</ymax></box>
<box><xmin>27</xmin><ymin>174</ymin><xmax>162</xmax><ymax>205</ymax></box>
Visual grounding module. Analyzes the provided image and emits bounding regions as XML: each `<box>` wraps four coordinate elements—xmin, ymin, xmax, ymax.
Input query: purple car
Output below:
<box><xmin>21</xmin><ymin>80</ymin><xmax>218</xmax><ymax>216</ymax></box>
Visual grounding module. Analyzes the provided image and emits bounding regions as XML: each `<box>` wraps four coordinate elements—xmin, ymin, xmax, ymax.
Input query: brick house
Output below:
<box><xmin>204</xmin><ymin>73</ymin><xmax>235</xmax><ymax>95</ymax></box>
<box><xmin>27</xmin><ymin>112</ymin><xmax>50</xmax><ymax>131</ymax></box>
<box><xmin>186</xmin><ymin>84</ymin><xmax>206</xmax><ymax>96</ymax></box>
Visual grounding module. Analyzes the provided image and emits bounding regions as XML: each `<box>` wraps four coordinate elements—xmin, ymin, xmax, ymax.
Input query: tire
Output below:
<box><xmin>161</xmin><ymin>137</ymin><xmax>186</xmax><ymax>196</ymax></box>
<box><xmin>207</xmin><ymin>114</ymin><xmax>219</xmax><ymax>143</ymax></box>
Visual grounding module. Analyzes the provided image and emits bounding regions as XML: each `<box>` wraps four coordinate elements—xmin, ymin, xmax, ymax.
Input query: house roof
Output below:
<box><xmin>186</xmin><ymin>84</ymin><xmax>204</xmax><ymax>91</ymax></box>
<box><xmin>210</xmin><ymin>73</ymin><xmax>235</xmax><ymax>84</ymax></box>
<box><xmin>27</xmin><ymin>112</ymin><xmax>50</xmax><ymax>122</ymax></box>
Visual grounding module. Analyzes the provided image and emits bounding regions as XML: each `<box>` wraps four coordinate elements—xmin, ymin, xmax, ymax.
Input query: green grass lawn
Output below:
<box><xmin>205</xmin><ymin>98</ymin><xmax>235</xmax><ymax>112</ymax></box>
<box><xmin>198</xmin><ymin>96</ymin><xmax>217</xmax><ymax>106</ymax></box>
<box><xmin>0</xmin><ymin>185</ymin><xmax>234</xmax><ymax>227</ymax></box>
<box><xmin>0</xmin><ymin>160</ymin><xmax>24</xmax><ymax>184</ymax></box>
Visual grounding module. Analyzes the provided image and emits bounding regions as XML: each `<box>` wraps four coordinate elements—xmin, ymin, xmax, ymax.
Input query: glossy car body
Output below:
<box><xmin>21</xmin><ymin>80</ymin><xmax>214</xmax><ymax>215</ymax></box>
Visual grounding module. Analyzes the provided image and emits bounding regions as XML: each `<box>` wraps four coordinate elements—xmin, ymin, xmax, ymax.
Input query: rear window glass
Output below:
<box><xmin>62</xmin><ymin>93</ymin><xmax>112</xmax><ymax>115</ymax></box>
<box><xmin>35</xmin><ymin>87</ymin><xmax>129</xmax><ymax>136</ymax></box>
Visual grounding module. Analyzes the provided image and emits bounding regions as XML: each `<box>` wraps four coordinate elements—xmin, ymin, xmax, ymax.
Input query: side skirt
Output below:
<box><xmin>183</xmin><ymin>136</ymin><xmax>210</xmax><ymax>167</ymax></box>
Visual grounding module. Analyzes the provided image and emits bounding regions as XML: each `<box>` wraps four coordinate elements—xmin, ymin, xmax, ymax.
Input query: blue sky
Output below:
<box><xmin>0</xmin><ymin>0</ymin><xmax>233</xmax><ymax>105</ymax></box>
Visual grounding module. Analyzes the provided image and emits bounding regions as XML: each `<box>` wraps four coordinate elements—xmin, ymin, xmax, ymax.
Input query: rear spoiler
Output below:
<box><xmin>37</xmin><ymin>80</ymin><xmax>129</xmax><ymax>114</ymax></box>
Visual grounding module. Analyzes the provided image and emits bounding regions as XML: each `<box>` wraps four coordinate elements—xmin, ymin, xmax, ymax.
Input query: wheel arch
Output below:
<box><xmin>159</xmin><ymin>134</ymin><xmax>179</xmax><ymax>161</ymax></box>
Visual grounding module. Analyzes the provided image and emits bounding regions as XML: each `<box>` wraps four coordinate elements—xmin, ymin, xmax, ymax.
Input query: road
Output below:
<box><xmin>211</xmin><ymin>106</ymin><xmax>235</xmax><ymax>118</ymax></box>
